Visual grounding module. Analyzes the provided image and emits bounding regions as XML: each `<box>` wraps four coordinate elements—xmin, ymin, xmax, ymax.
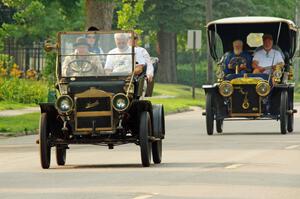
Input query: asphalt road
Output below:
<box><xmin>0</xmin><ymin>106</ymin><xmax>300</xmax><ymax>199</ymax></box>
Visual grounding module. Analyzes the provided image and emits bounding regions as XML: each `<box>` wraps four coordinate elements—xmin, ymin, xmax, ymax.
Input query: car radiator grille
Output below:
<box><xmin>230</xmin><ymin>84</ymin><xmax>261</xmax><ymax>116</ymax></box>
<box><xmin>75</xmin><ymin>96</ymin><xmax>112</xmax><ymax>132</ymax></box>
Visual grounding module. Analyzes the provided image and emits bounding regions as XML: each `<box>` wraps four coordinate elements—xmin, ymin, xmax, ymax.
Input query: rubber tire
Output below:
<box><xmin>39</xmin><ymin>113</ymin><xmax>51</xmax><ymax>169</ymax></box>
<box><xmin>216</xmin><ymin>119</ymin><xmax>223</xmax><ymax>133</ymax></box>
<box><xmin>206</xmin><ymin>92</ymin><xmax>214</xmax><ymax>135</ymax></box>
<box><xmin>56</xmin><ymin>146</ymin><xmax>66</xmax><ymax>166</ymax></box>
<box><xmin>139</xmin><ymin>111</ymin><xmax>152</xmax><ymax>167</ymax></box>
<box><xmin>287</xmin><ymin>98</ymin><xmax>294</xmax><ymax>133</ymax></box>
<box><xmin>280</xmin><ymin>91</ymin><xmax>288</xmax><ymax>134</ymax></box>
<box><xmin>152</xmin><ymin>105</ymin><xmax>164</xmax><ymax>164</ymax></box>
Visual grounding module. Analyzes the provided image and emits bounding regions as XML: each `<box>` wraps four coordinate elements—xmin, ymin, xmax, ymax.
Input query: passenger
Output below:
<box><xmin>128</xmin><ymin>33</ymin><xmax>154</xmax><ymax>82</ymax></box>
<box><xmin>105</xmin><ymin>33</ymin><xmax>146</xmax><ymax>75</ymax></box>
<box><xmin>62</xmin><ymin>37</ymin><xmax>104</xmax><ymax>76</ymax></box>
<box><xmin>224</xmin><ymin>40</ymin><xmax>252</xmax><ymax>75</ymax></box>
<box><xmin>252</xmin><ymin>34</ymin><xmax>284</xmax><ymax>74</ymax></box>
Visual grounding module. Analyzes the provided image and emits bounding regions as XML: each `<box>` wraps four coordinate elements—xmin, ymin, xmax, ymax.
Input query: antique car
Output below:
<box><xmin>39</xmin><ymin>30</ymin><xmax>165</xmax><ymax>168</ymax></box>
<box><xmin>202</xmin><ymin>17</ymin><xmax>298</xmax><ymax>135</ymax></box>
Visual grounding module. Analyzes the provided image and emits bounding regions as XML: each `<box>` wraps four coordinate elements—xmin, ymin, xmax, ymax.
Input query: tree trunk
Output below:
<box><xmin>156</xmin><ymin>30</ymin><xmax>177</xmax><ymax>83</ymax></box>
<box><xmin>294</xmin><ymin>0</ymin><xmax>300</xmax><ymax>83</ymax></box>
<box><xmin>85</xmin><ymin>0</ymin><xmax>115</xmax><ymax>30</ymax></box>
<box><xmin>206</xmin><ymin>0</ymin><xmax>213</xmax><ymax>84</ymax></box>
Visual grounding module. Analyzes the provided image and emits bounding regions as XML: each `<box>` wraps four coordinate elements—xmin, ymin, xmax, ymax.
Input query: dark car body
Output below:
<box><xmin>39</xmin><ymin>31</ymin><xmax>165</xmax><ymax>168</ymax></box>
<box><xmin>203</xmin><ymin>17</ymin><xmax>298</xmax><ymax>135</ymax></box>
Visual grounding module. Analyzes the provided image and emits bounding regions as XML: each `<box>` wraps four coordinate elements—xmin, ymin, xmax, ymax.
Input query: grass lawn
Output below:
<box><xmin>0</xmin><ymin>112</ymin><xmax>40</xmax><ymax>135</ymax></box>
<box><xmin>149</xmin><ymin>83</ymin><xmax>205</xmax><ymax>114</ymax></box>
<box><xmin>0</xmin><ymin>101</ymin><xmax>36</xmax><ymax>111</ymax></box>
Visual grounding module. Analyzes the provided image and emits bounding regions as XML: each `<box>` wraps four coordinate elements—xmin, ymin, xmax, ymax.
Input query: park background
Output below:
<box><xmin>0</xmin><ymin>0</ymin><xmax>299</xmax><ymax>135</ymax></box>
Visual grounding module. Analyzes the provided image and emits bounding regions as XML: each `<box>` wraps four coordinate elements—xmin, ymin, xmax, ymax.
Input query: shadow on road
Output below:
<box><xmin>52</xmin><ymin>163</ymin><xmax>143</xmax><ymax>169</ymax></box>
<box><xmin>213</xmin><ymin>132</ymin><xmax>296</xmax><ymax>136</ymax></box>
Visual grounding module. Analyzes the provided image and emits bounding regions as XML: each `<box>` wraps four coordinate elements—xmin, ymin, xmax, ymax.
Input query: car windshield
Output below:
<box><xmin>59</xmin><ymin>32</ymin><xmax>134</xmax><ymax>77</ymax></box>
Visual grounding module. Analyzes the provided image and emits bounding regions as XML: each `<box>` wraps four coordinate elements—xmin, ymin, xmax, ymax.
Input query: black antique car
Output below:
<box><xmin>39</xmin><ymin>30</ymin><xmax>165</xmax><ymax>168</ymax></box>
<box><xmin>203</xmin><ymin>17</ymin><xmax>298</xmax><ymax>135</ymax></box>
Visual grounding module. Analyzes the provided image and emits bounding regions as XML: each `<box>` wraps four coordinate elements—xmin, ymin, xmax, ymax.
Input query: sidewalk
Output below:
<box><xmin>0</xmin><ymin>107</ymin><xmax>40</xmax><ymax>117</ymax></box>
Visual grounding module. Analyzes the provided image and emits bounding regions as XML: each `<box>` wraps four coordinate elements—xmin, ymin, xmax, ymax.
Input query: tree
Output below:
<box><xmin>140</xmin><ymin>0</ymin><xmax>204</xmax><ymax>83</ymax></box>
<box><xmin>0</xmin><ymin>0</ymin><xmax>84</xmax><ymax>44</ymax></box>
<box><xmin>117</xmin><ymin>0</ymin><xmax>144</xmax><ymax>31</ymax></box>
<box><xmin>85</xmin><ymin>0</ymin><xmax>115</xmax><ymax>30</ymax></box>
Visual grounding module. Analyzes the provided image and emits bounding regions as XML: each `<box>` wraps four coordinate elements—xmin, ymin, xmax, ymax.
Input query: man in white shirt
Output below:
<box><xmin>105</xmin><ymin>33</ymin><xmax>146</xmax><ymax>75</ymax></box>
<box><xmin>129</xmin><ymin>33</ymin><xmax>154</xmax><ymax>82</ymax></box>
<box><xmin>252</xmin><ymin>34</ymin><xmax>284</xmax><ymax>74</ymax></box>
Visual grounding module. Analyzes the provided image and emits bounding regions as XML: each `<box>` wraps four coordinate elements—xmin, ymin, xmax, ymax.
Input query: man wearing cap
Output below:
<box><xmin>252</xmin><ymin>34</ymin><xmax>284</xmax><ymax>74</ymax></box>
<box><xmin>224</xmin><ymin>39</ymin><xmax>252</xmax><ymax>76</ymax></box>
<box><xmin>62</xmin><ymin>37</ymin><xmax>104</xmax><ymax>76</ymax></box>
<box><xmin>105</xmin><ymin>33</ymin><xmax>146</xmax><ymax>75</ymax></box>
<box><xmin>128</xmin><ymin>33</ymin><xmax>154</xmax><ymax>82</ymax></box>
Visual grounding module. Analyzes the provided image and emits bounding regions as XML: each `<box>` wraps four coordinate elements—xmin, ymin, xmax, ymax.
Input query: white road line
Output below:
<box><xmin>133</xmin><ymin>195</ymin><xmax>154</xmax><ymax>199</ymax></box>
<box><xmin>285</xmin><ymin>145</ymin><xmax>300</xmax><ymax>150</ymax></box>
<box><xmin>225</xmin><ymin>164</ymin><xmax>244</xmax><ymax>169</ymax></box>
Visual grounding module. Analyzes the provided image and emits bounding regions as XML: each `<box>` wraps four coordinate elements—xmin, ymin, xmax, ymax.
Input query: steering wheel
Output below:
<box><xmin>229</xmin><ymin>57</ymin><xmax>247</xmax><ymax>73</ymax></box>
<box><xmin>67</xmin><ymin>59</ymin><xmax>95</xmax><ymax>75</ymax></box>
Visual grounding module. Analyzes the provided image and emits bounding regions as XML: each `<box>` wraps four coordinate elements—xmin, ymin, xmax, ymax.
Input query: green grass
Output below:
<box><xmin>149</xmin><ymin>83</ymin><xmax>205</xmax><ymax>114</ymax></box>
<box><xmin>0</xmin><ymin>112</ymin><xmax>40</xmax><ymax>135</ymax></box>
<box><xmin>0</xmin><ymin>101</ymin><xmax>36</xmax><ymax>111</ymax></box>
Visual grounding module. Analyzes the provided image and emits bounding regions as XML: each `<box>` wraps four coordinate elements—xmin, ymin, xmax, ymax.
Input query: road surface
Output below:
<box><xmin>0</xmin><ymin>107</ymin><xmax>300</xmax><ymax>199</ymax></box>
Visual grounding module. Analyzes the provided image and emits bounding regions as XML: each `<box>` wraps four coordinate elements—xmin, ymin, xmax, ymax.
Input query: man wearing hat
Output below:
<box><xmin>252</xmin><ymin>34</ymin><xmax>284</xmax><ymax>74</ymax></box>
<box><xmin>62</xmin><ymin>37</ymin><xmax>104</xmax><ymax>76</ymax></box>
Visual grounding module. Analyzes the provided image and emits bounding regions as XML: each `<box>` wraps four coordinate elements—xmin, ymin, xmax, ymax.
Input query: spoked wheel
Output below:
<box><xmin>152</xmin><ymin>105</ymin><xmax>165</xmax><ymax>164</ymax></box>
<box><xmin>56</xmin><ymin>145</ymin><xmax>67</xmax><ymax>166</ymax></box>
<box><xmin>280</xmin><ymin>90</ymin><xmax>288</xmax><ymax>134</ymax></box>
<box><xmin>206</xmin><ymin>92</ymin><xmax>214</xmax><ymax>135</ymax></box>
<box><xmin>287</xmin><ymin>96</ymin><xmax>294</xmax><ymax>133</ymax></box>
<box><xmin>39</xmin><ymin>113</ymin><xmax>51</xmax><ymax>169</ymax></box>
<box><xmin>216</xmin><ymin>119</ymin><xmax>223</xmax><ymax>133</ymax></box>
<box><xmin>139</xmin><ymin>111</ymin><xmax>152</xmax><ymax>167</ymax></box>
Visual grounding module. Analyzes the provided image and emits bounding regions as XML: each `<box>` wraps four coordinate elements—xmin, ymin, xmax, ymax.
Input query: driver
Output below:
<box><xmin>104</xmin><ymin>33</ymin><xmax>146</xmax><ymax>75</ymax></box>
<box><xmin>62</xmin><ymin>37</ymin><xmax>104</xmax><ymax>76</ymax></box>
<box><xmin>224</xmin><ymin>40</ymin><xmax>252</xmax><ymax>75</ymax></box>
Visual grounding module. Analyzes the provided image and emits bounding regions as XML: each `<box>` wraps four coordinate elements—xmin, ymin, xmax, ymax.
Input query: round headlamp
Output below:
<box><xmin>56</xmin><ymin>95</ymin><xmax>73</xmax><ymax>114</ymax></box>
<box><xmin>273</xmin><ymin>70</ymin><xmax>282</xmax><ymax>79</ymax></box>
<box><xmin>219</xmin><ymin>81</ymin><xmax>233</xmax><ymax>97</ymax></box>
<box><xmin>112</xmin><ymin>93</ymin><xmax>130</xmax><ymax>112</ymax></box>
<box><xmin>256</xmin><ymin>81</ymin><xmax>270</xmax><ymax>97</ymax></box>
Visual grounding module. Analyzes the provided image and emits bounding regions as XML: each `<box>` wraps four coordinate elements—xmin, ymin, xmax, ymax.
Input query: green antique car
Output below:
<box><xmin>39</xmin><ymin>30</ymin><xmax>165</xmax><ymax>168</ymax></box>
<box><xmin>203</xmin><ymin>17</ymin><xmax>298</xmax><ymax>135</ymax></box>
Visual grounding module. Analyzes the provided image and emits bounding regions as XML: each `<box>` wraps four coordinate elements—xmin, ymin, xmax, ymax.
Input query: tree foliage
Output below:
<box><xmin>0</xmin><ymin>0</ymin><xmax>84</xmax><ymax>43</ymax></box>
<box><xmin>117</xmin><ymin>0</ymin><xmax>145</xmax><ymax>31</ymax></box>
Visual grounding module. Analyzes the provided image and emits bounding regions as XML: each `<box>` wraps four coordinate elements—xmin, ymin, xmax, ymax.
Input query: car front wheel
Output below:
<box><xmin>280</xmin><ymin>90</ymin><xmax>288</xmax><ymax>134</ymax></box>
<box><xmin>39</xmin><ymin>113</ymin><xmax>51</xmax><ymax>169</ymax></box>
<box><xmin>139</xmin><ymin>111</ymin><xmax>152</xmax><ymax>167</ymax></box>
<box><xmin>206</xmin><ymin>92</ymin><xmax>214</xmax><ymax>135</ymax></box>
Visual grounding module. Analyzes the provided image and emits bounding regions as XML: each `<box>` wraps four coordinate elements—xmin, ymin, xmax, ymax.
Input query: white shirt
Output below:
<box><xmin>105</xmin><ymin>47</ymin><xmax>145</xmax><ymax>73</ymax></box>
<box><xmin>253</xmin><ymin>48</ymin><xmax>284</xmax><ymax>74</ymax></box>
<box><xmin>135</xmin><ymin>47</ymin><xmax>154</xmax><ymax>76</ymax></box>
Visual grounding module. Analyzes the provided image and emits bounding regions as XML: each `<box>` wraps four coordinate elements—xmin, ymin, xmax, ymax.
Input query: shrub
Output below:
<box><xmin>0</xmin><ymin>77</ymin><xmax>48</xmax><ymax>104</ymax></box>
<box><xmin>177</xmin><ymin>61</ymin><xmax>208</xmax><ymax>87</ymax></box>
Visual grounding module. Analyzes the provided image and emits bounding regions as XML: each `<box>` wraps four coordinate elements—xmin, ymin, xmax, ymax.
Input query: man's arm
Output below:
<box><xmin>104</xmin><ymin>54</ymin><xmax>114</xmax><ymax>74</ymax></box>
<box><xmin>62</xmin><ymin>56</ymin><xmax>71</xmax><ymax>76</ymax></box>
<box><xmin>141</xmin><ymin>48</ymin><xmax>154</xmax><ymax>82</ymax></box>
<box><xmin>134</xmin><ymin>48</ymin><xmax>146</xmax><ymax>76</ymax></box>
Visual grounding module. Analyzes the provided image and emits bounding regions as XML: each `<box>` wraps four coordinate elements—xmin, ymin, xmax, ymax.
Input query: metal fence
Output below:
<box><xmin>0</xmin><ymin>39</ymin><xmax>45</xmax><ymax>73</ymax></box>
